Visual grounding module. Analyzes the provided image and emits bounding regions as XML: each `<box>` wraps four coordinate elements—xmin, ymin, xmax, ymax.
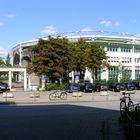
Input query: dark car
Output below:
<box><xmin>80</xmin><ymin>83</ymin><xmax>94</xmax><ymax>92</ymax></box>
<box><xmin>119</xmin><ymin>83</ymin><xmax>126</xmax><ymax>91</ymax></box>
<box><xmin>95</xmin><ymin>83</ymin><xmax>108</xmax><ymax>92</ymax></box>
<box><xmin>0</xmin><ymin>82</ymin><xmax>10</xmax><ymax>93</ymax></box>
<box><xmin>133</xmin><ymin>82</ymin><xmax>140</xmax><ymax>90</ymax></box>
<box><xmin>65</xmin><ymin>84</ymin><xmax>80</xmax><ymax>93</ymax></box>
<box><xmin>121</xmin><ymin>82</ymin><xmax>135</xmax><ymax>91</ymax></box>
<box><xmin>108</xmin><ymin>83</ymin><xmax>121</xmax><ymax>92</ymax></box>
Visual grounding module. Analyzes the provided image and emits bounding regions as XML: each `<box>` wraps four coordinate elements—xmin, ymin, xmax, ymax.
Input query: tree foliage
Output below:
<box><xmin>0</xmin><ymin>54</ymin><xmax>12</xmax><ymax>67</ymax></box>
<box><xmin>28</xmin><ymin>36</ymin><xmax>108</xmax><ymax>82</ymax></box>
<box><xmin>72</xmin><ymin>39</ymin><xmax>88</xmax><ymax>72</ymax></box>
<box><xmin>85</xmin><ymin>43</ymin><xmax>108</xmax><ymax>71</ymax></box>
<box><xmin>0</xmin><ymin>54</ymin><xmax>12</xmax><ymax>78</ymax></box>
<box><xmin>28</xmin><ymin>37</ymin><xmax>75</xmax><ymax>82</ymax></box>
<box><xmin>13</xmin><ymin>53</ymin><xmax>20</xmax><ymax>65</ymax></box>
<box><xmin>5</xmin><ymin>53</ymin><xmax>12</xmax><ymax>67</ymax></box>
<box><xmin>0</xmin><ymin>57</ymin><xmax>4</xmax><ymax>65</ymax></box>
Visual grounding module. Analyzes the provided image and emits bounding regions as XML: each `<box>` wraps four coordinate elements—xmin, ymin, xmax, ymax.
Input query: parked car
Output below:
<box><xmin>80</xmin><ymin>82</ymin><xmax>95</xmax><ymax>92</ymax></box>
<box><xmin>119</xmin><ymin>83</ymin><xmax>126</xmax><ymax>91</ymax></box>
<box><xmin>65</xmin><ymin>84</ymin><xmax>80</xmax><ymax>93</ymax></box>
<box><xmin>95</xmin><ymin>83</ymin><xmax>108</xmax><ymax>92</ymax></box>
<box><xmin>133</xmin><ymin>82</ymin><xmax>140</xmax><ymax>90</ymax></box>
<box><xmin>121</xmin><ymin>82</ymin><xmax>135</xmax><ymax>91</ymax></box>
<box><xmin>0</xmin><ymin>82</ymin><xmax>10</xmax><ymax>93</ymax></box>
<box><xmin>108</xmin><ymin>83</ymin><xmax>121</xmax><ymax>92</ymax></box>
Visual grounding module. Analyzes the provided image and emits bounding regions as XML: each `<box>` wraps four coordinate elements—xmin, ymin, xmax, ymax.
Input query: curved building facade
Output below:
<box><xmin>10</xmin><ymin>31</ymin><xmax>140</xmax><ymax>82</ymax></box>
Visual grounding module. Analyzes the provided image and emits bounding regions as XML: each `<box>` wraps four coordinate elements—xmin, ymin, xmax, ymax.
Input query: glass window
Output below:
<box><xmin>121</xmin><ymin>47</ymin><xmax>131</xmax><ymax>52</ymax></box>
<box><xmin>107</xmin><ymin>47</ymin><xmax>118</xmax><ymax>52</ymax></box>
<box><xmin>122</xmin><ymin>70</ymin><xmax>132</xmax><ymax>79</ymax></box>
<box><xmin>134</xmin><ymin>48</ymin><xmax>140</xmax><ymax>53</ymax></box>
<box><xmin>135</xmin><ymin>70</ymin><xmax>140</xmax><ymax>80</ymax></box>
<box><xmin>108</xmin><ymin>66</ymin><xmax>118</xmax><ymax>79</ymax></box>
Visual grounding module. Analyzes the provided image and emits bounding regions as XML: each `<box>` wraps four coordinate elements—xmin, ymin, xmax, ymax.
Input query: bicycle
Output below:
<box><xmin>120</xmin><ymin>91</ymin><xmax>134</xmax><ymax>119</ymax></box>
<box><xmin>49</xmin><ymin>90</ymin><xmax>67</xmax><ymax>100</ymax></box>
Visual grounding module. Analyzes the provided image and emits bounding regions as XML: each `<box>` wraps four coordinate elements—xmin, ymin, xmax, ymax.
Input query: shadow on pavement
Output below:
<box><xmin>0</xmin><ymin>101</ymin><xmax>16</xmax><ymax>105</ymax></box>
<box><xmin>0</xmin><ymin>104</ymin><xmax>125</xmax><ymax>140</ymax></box>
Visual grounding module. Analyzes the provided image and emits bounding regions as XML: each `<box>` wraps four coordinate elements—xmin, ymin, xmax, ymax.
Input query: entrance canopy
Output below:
<box><xmin>0</xmin><ymin>67</ymin><xmax>27</xmax><ymax>91</ymax></box>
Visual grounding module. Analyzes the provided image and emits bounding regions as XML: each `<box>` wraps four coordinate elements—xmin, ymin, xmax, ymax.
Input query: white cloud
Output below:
<box><xmin>135</xmin><ymin>33</ymin><xmax>140</xmax><ymax>37</ymax></box>
<box><xmin>41</xmin><ymin>25</ymin><xmax>57</xmax><ymax>35</ymax></box>
<box><xmin>0</xmin><ymin>48</ymin><xmax>8</xmax><ymax>58</ymax></box>
<box><xmin>6</xmin><ymin>14</ymin><xmax>17</xmax><ymax>18</ymax></box>
<box><xmin>99</xmin><ymin>20</ymin><xmax>120</xmax><ymax>27</ymax></box>
<box><xmin>80</xmin><ymin>26</ymin><xmax>93</xmax><ymax>32</ymax></box>
<box><xmin>99</xmin><ymin>20</ymin><xmax>112</xmax><ymax>27</ymax></box>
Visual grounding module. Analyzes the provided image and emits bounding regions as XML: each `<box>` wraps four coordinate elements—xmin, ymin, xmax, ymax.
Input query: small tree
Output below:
<box><xmin>5</xmin><ymin>53</ymin><xmax>12</xmax><ymax>67</ymax></box>
<box><xmin>85</xmin><ymin>43</ymin><xmax>108</xmax><ymax>81</ymax></box>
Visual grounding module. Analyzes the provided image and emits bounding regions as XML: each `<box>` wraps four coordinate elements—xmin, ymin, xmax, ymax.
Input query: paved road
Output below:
<box><xmin>0</xmin><ymin>102</ymin><xmax>125</xmax><ymax>140</ymax></box>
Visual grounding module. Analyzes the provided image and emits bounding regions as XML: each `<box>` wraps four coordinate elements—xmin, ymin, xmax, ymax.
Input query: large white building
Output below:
<box><xmin>10</xmin><ymin>31</ymin><xmax>140</xmax><ymax>82</ymax></box>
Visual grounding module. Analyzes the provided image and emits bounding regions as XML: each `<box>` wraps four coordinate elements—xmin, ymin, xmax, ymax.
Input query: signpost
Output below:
<box><xmin>41</xmin><ymin>74</ymin><xmax>47</xmax><ymax>89</ymax></box>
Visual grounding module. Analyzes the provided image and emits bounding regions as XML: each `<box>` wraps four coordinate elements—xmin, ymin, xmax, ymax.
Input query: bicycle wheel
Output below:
<box><xmin>128</xmin><ymin>101</ymin><xmax>134</xmax><ymax>112</ymax></box>
<box><xmin>49</xmin><ymin>93</ymin><xmax>56</xmax><ymax>100</ymax></box>
<box><xmin>120</xmin><ymin>100</ymin><xmax>126</xmax><ymax>118</ymax></box>
<box><xmin>60</xmin><ymin>92</ymin><xmax>67</xmax><ymax>100</ymax></box>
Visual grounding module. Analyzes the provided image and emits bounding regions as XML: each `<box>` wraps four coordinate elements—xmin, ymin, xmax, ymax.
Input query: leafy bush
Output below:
<box><xmin>107</xmin><ymin>78</ymin><xmax>118</xmax><ymax>84</ymax></box>
<box><xmin>120</xmin><ymin>78</ymin><xmax>132</xmax><ymax>83</ymax></box>
<box><xmin>93</xmin><ymin>79</ymin><xmax>107</xmax><ymax>84</ymax></box>
<box><xmin>45</xmin><ymin>83</ymin><xmax>67</xmax><ymax>91</ymax></box>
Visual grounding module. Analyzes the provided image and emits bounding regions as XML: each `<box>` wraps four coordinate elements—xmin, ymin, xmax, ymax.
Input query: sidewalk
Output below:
<box><xmin>0</xmin><ymin>90</ymin><xmax>139</xmax><ymax>105</ymax></box>
<box><xmin>0</xmin><ymin>90</ymin><xmax>123</xmax><ymax>104</ymax></box>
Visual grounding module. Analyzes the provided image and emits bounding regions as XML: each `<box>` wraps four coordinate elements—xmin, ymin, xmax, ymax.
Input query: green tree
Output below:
<box><xmin>28</xmin><ymin>37</ymin><xmax>108</xmax><ymax>83</ymax></box>
<box><xmin>0</xmin><ymin>57</ymin><xmax>4</xmax><ymax>65</ymax></box>
<box><xmin>72</xmin><ymin>39</ymin><xmax>87</xmax><ymax>71</ymax></box>
<box><xmin>5</xmin><ymin>53</ymin><xmax>12</xmax><ymax>67</ymax></box>
<box><xmin>29</xmin><ymin>37</ymin><xmax>74</xmax><ymax>82</ymax></box>
<box><xmin>70</xmin><ymin>39</ymin><xmax>88</xmax><ymax>80</ymax></box>
<box><xmin>85</xmin><ymin>43</ymin><xmax>108</xmax><ymax>80</ymax></box>
<box><xmin>0</xmin><ymin>54</ymin><xmax>12</xmax><ymax>79</ymax></box>
<box><xmin>13</xmin><ymin>53</ymin><xmax>20</xmax><ymax>65</ymax></box>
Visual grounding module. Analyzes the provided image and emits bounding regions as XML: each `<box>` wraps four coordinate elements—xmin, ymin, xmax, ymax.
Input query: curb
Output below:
<box><xmin>0</xmin><ymin>99</ymin><xmax>120</xmax><ymax>106</ymax></box>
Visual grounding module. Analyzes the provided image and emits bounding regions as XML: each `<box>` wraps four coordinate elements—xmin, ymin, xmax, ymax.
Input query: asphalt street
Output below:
<box><xmin>0</xmin><ymin>102</ymin><xmax>125</xmax><ymax>140</ymax></box>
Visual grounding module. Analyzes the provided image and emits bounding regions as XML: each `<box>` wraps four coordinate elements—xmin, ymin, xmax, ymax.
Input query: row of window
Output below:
<box><xmin>94</xmin><ymin>69</ymin><xmax>140</xmax><ymax>80</ymax></box>
<box><xmin>107</xmin><ymin>47</ymin><xmax>140</xmax><ymax>53</ymax></box>
<box><xmin>107</xmin><ymin>57</ymin><xmax>140</xmax><ymax>64</ymax></box>
<box><xmin>107</xmin><ymin>57</ymin><xmax>132</xmax><ymax>63</ymax></box>
<box><xmin>107</xmin><ymin>47</ymin><xmax>131</xmax><ymax>52</ymax></box>
<box><xmin>108</xmin><ymin>67</ymin><xmax>140</xmax><ymax>80</ymax></box>
<box><xmin>135</xmin><ymin>58</ymin><xmax>140</xmax><ymax>63</ymax></box>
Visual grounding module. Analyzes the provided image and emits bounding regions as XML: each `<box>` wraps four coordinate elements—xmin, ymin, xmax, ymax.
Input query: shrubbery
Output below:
<box><xmin>45</xmin><ymin>83</ymin><xmax>67</xmax><ymax>91</ymax></box>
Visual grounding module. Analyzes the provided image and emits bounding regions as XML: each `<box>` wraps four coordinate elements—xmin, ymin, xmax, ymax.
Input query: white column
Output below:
<box><xmin>84</xmin><ymin>68</ymin><xmax>90</xmax><ymax>81</ymax></box>
<box><xmin>106</xmin><ymin>69</ymin><xmax>109</xmax><ymax>80</ymax></box>
<box><xmin>24</xmin><ymin>69</ymin><xmax>27</xmax><ymax>91</ymax></box>
<box><xmin>9</xmin><ymin>70</ymin><xmax>12</xmax><ymax>90</ymax></box>
<box><xmin>132</xmin><ymin>45</ymin><xmax>135</xmax><ymax>80</ymax></box>
<box><xmin>10</xmin><ymin>51</ymin><xmax>14</xmax><ymax>66</ymax></box>
<box><xmin>19</xmin><ymin>47</ymin><xmax>22</xmax><ymax>66</ymax></box>
<box><xmin>18</xmin><ymin>72</ymin><xmax>22</xmax><ymax>82</ymax></box>
<box><xmin>71</xmin><ymin>71</ymin><xmax>74</xmax><ymax>83</ymax></box>
<box><xmin>101</xmin><ymin>68</ymin><xmax>108</xmax><ymax>80</ymax></box>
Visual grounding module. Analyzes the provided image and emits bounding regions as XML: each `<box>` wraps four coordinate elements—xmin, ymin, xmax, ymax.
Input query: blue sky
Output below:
<box><xmin>0</xmin><ymin>0</ymin><xmax>140</xmax><ymax>58</ymax></box>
